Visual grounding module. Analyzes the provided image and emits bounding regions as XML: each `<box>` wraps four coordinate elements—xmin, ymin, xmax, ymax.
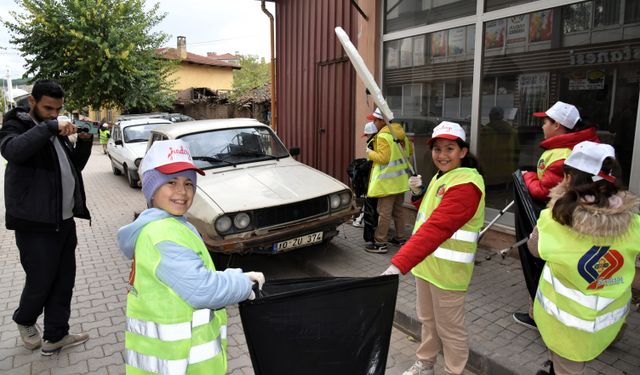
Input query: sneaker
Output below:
<box><xmin>41</xmin><ymin>333</ymin><xmax>89</xmax><ymax>356</ymax></box>
<box><xmin>402</xmin><ymin>360</ymin><xmax>434</xmax><ymax>375</ymax></box>
<box><xmin>513</xmin><ymin>312</ymin><xmax>538</xmax><ymax>330</ymax></box>
<box><xmin>365</xmin><ymin>242</ymin><xmax>388</xmax><ymax>253</ymax></box>
<box><xmin>352</xmin><ymin>218</ymin><xmax>364</xmax><ymax>228</ymax></box>
<box><xmin>389</xmin><ymin>237</ymin><xmax>407</xmax><ymax>245</ymax></box>
<box><xmin>17</xmin><ymin>324</ymin><xmax>42</xmax><ymax>350</ymax></box>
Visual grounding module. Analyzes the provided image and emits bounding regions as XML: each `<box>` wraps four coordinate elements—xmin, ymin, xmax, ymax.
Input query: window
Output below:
<box><xmin>593</xmin><ymin>0</ymin><xmax>620</xmax><ymax>28</ymax></box>
<box><xmin>385</xmin><ymin>0</ymin><xmax>475</xmax><ymax>33</ymax></box>
<box><xmin>563</xmin><ymin>2</ymin><xmax>592</xmax><ymax>33</ymax></box>
<box><xmin>624</xmin><ymin>0</ymin><xmax>640</xmax><ymax>23</ymax></box>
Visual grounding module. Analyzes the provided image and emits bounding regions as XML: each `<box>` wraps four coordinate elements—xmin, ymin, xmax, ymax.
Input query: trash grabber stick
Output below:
<box><xmin>478</xmin><ymin>200</ymin><xmax>515</xmax><ymax>241</ymax></box>
<box><xmin>484</xmin><ymin>236</ymin><xmax>528</xmax><ymax>261</ymax></box>
<box><xmin>335</xmin><ymin>26</ymin><xmax>415</xmax><ymax>176</ymax></box>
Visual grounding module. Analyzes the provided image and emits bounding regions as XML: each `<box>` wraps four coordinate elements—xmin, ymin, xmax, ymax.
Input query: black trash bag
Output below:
<box><xmin>347</xmin><ymin>158</ymin><xmax>373</xmax><ymax>197</ymax></box>
<box><xmin>363</xmin><ymin>197</ymin><xmax>378</xmax><ymax>243</ymax></box>
<box><xmin>513</xmin><ymin>170</ymin><xmax>546</xmax><ymax>299</ymax></box>
<box><xmin>239</xmin><ymin>276</ymin><xmax>399</xmax><ymax>375</ymax></box>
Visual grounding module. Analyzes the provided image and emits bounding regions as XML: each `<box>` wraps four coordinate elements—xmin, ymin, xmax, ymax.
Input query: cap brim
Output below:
<box><xmin>532</xmin><ymin>112</ymin><xmax>547</xmax><ymax>118</ymax></box>
<box><xmin>427</xmin><ymin>134</ymin><xmax>461</xmax><ymax>145</ymax></box>
<box><xmin>366</xmin><ymin>114</ymin><xmax>377</xmax><ymax>120</ymax></box>
<box><xmin>156</xmin><ymin>162</ymin><xmax>205</xmax><ymax>176</ymax></box>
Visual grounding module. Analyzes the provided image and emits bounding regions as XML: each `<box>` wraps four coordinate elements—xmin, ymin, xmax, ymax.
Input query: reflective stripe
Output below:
<box><xmin>192</xmin><ymin>309</ymin><xmax>211</xmax><ymax>327</ymax></box>
<box><xmin>126</xmin><ymin>317</ymin><xmax>191</xmax><ymax>342</ymax></box>
<box><xmin>536</xmin><ymin>289</ymin><xmax>629</xmax><ymax>333</ymax></box>
<box><xmin>433</xmin><ymin>247</ymin><xmax>475</xmax><ymax>263</ymax></box>
<box><xmin>220</xmin><ymin>325</ymin><xmax>227</xmax><ymax>340</ymax></box>
<box><xmin>189</xmin><ymin>336</ymin><xmax>223</xmax><ymax>364</ymax></box>
<box><xmin>379</xmin><ymin>158</ymin><xmax>406</xmax><ymax>169</ymax></box>
<box><xmin>126</xmin><ymin>349</ymin><xmax>188</xmax><ymax>375</ymax></box>
<box><xmin>542</xmin><ymin>266</ymin><xmax>617</xmax><ymax>311</ymax></box>
<box><xmin>378</xmin><ymin>168</ymin><xmax>412</xmax><ymax>180</ymax></box>
<box><xmin>450</xmin><ymin>229</ymin><xmax>479</xmax><ymax>243</ymax></box>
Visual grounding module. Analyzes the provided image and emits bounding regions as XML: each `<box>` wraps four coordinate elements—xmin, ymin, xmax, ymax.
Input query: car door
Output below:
<box><xmin>108</xmin><ymin>124</ymin><xmax>125</xmax><ymax>168</ymax></box>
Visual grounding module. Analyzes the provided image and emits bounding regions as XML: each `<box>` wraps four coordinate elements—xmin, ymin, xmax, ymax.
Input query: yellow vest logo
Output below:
<box><xmin>578</xmin><ymin>245</ymin><xmax>624</xmax><ymax>290</ymax></box>
<box><xmin>436</xmin><ymin>184</ymin><xmax>446</xmax><ymax>197</ymax></box>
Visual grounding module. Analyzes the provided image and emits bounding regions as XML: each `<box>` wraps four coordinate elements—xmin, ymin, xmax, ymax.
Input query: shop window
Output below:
<box><xmin>624</xmin><ymin>0</ymin><xmax>640</xmax><ymax>24</ymax></box>
<box><xmin>563</xmin><ymin>2</ymin><xmax>593</xmax><ymax>33</ymax></box>
<box><xmin>593</xmin><ymin>0</ymin><xmax>620</xmax><ymax>28</ymax></box>
<box><xmin>485</xmin><ymin>0</ymin><xmax>535</xmax><ymax>12</ymax></box>
<box><xmin>384</xmin><ymin>0</ymin><xmax>475</xmax><ymax>33</ymax></box>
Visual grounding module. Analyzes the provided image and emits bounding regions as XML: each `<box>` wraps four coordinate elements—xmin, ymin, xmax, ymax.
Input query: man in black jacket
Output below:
<box><xmin>0</xmin><ymin>80</ymin><xmax>93</xmax><ymax>355</ymax></box>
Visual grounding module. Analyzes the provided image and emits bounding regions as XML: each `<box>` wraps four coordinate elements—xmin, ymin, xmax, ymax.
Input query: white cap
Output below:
<box><xmin>367</xmin><ymin>107</ymin><xmax>393</xmax><ymax>121</ymax></box>
<box><xmin>140</xmin><ymin>139</ymin><xmax>205</xmax><ymax>176</ymax></box>
<box><xmin>363</xmin><ymin>122</ymin><xmax>377</xmax><ymax>135</ymax></box>
<box><xmin>428</xmin><ymin>121</ymin><xmax>466</xmax><ymax>145</ymax></box>
<box><xmin>533</xmin><ymin>101</ymin><xmax>581</xmax><ymax>129</ymax></box>
<box><xmin>565</xmin><ymin>141</ymin><xmax>616</xmax><ymax>182</ymax></box>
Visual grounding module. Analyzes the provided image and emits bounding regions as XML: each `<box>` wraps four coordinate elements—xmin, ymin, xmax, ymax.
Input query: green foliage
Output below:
<box><xmin>0</xmin><ymin>89</ymin><xmax>6</xmax><ymax>114</ymax></box>
<box><xmin>3</xmin><ymin>0</ymin><xmax>176</xmax><ymax>112</ymax></box>
<box><xmin>230</xmin><ymin>55</ymin><xmax>271</xmax><ymax>101</ymax></box>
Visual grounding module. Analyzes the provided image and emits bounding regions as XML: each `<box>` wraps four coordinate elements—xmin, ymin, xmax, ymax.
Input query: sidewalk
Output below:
<box><xmin>290</xmin><ymin>223</ymin><xmax>640</xmax><ymax>375</ymax></box>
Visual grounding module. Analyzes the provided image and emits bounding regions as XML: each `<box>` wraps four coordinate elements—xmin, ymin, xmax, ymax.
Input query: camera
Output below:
<box><xmin>77</xmin><ymin>126</ymin><xmax>90</xmax><ymax>133</ymax></box>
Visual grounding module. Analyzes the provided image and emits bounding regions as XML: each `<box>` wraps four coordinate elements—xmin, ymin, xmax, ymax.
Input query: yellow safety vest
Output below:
<box><xmin>367</xmin><ymin>132</ymin><xmax>412</xmax><ymax>198</ymax></box>
<box><xmin>534</xmin><ymin>209</ymin><xmax>640</xmax><ymax>362</ymax></box>
<box><xmin>125</xmin><ymin>217</ymin><xmax>228</xmax><ymax>374</ymax></box>
<box><xmin>537</xmin><ymin>148</ymin><xmax>571</xmax><ymax>179</ymax></box>
<box><xmin>411</xmin><ymin>168</ymin><xmax>485</xmax><ymax>291</ymax></box>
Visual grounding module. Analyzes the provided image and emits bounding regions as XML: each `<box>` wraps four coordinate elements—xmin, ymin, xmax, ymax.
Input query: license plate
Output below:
<box><xmin>273</xmin><ymin>232</ymin><xmax>323</xmax><ymax>252</ymax></box>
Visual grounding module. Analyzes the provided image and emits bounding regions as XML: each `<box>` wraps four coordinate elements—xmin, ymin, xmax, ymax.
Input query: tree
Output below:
<box><xmin>230</xmin><ymin>55</ymin><xmax>270</xmax><ymax>101</ymax></box>
<box><xmin>0</xmin><ymin>89</ymin><xmax>6</xmax><ymax>114</ymax></box>
<box><xmin>3</xmin><ymin>0</ymin><xmax>176</xmax><ymax>112</ymax></box>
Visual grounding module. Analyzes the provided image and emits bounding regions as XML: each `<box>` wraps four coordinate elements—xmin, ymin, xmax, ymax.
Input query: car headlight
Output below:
<box><xmin>215</xmin><ymin>215</ymin><xmax>232</xmax><ymax>233</ymax></box>
<box><xmin>340</xmin><ymin>191</ymin><xmax>351</xmax><ymax>206</ymax></box>
<box><xmin>134</xmin><ymin>158</ymin><xmax>142</xmax><ymax>167</ymax></box>
<box><xmin>329</xmin><ymin>194</ymin><xmax>341</xmax><ymax>209</ymax></box>
<box><xmin>233</xmin><ymin>213</ymin><xmax>251</xmax><ymax>229</ymax></box>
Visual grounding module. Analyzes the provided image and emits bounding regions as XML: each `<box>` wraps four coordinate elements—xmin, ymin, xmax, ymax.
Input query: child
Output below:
<box><xmin>382</xmin><ymin>121</ymin><xmax>485</xmax><ymax>375</ymax></box>
<box><xmin>528</xmin><ymin>141</ymin><xmax>639</xmax><ymax>375</ymax></box>
<box><xmin>117</xmin><ymin>139</ymin><xmax>264</xmax><ymax>374</ymax></box>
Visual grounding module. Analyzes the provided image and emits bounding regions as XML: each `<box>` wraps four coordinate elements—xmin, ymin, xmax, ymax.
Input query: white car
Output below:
<box><xmin>147</xmin><ymin>118</ymin><xmax>358</xmax><ymax>254</ymax></box>
<box><xmin>108</xmin><ymin>118</ymin><xmax>172</xmax><ymax>187</ymax></box>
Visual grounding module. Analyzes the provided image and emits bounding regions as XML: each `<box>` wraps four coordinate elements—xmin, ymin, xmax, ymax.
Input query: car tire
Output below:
<box><xmin>111</xmin><ymin>158</ymin><xmax>122</xmax><ymax>176</ymax></box>
<box><xmin>124</xmin><ymin>165</ymin><xmax>138</xmax><ymax>188</ymax></box>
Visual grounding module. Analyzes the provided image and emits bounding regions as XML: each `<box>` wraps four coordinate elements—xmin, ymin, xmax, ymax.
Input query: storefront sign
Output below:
<box><xmin>529</xmin><ymin>9</ymin><xmax>553</xmax><ymax>43</ymax></box>
<box><xmin>570</xmin><ymin>46</ymin><xmax>640</xmax><ymax>65</ymax></box>
<box><xmin>431</xmin><ymin>31</ymin><xmax>447</xmax><ymax>57</ymax></box>
<box><xmin>507</xmin><ymin>15</ymin><xmax>528</xmax><ymax>45</ymax></box>
<box><xmin>485</xmin><ymin>19</ymin><xmax>505</xmax><ymax>49</ymax></box>
<box><xmin>568</xmin><ymin>70</ymin><xmax>606</xmax><ymax>90</ymax></box>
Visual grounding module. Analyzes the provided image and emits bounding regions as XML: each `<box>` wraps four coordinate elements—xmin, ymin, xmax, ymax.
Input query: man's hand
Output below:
<box><xmin>244</xmin><ymin>271</ymin><xmax>265</xmax><ymax>290</ymax></box>
<box><xmin>409</xmin><ymin>175</ymin><xmax>423</xmax><ymax>195</ymax></box>
<box><xmin>57</xmin><ymin>121</ymin><xmax>78</xmax><ymax>137</ymax></box>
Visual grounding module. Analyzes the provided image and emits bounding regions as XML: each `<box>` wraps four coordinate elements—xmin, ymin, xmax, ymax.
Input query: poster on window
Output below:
<box><xmin>466</xmin><ymin>25</ymin><xmax>475</xmax><ymax>53</ymax></box>
<box><xmin>485</xmin><ymin>19</ymin><xmax>505</xmax><ymax>49</ymax></box>
<box><xmin>529</xmin><ymin>9</ymin><xmax>553</xmax><ymax>43</ymax></box>
<box><xmin>568</xmin><ymin>70</ymin><xmax>606</xmax><ymax>90</ymax></box>
<box><xmin>413</xmin><ymin>35</ymin><xmax>425</xmax><ymax>66</ymax></box>
<box><xmin>400</xmin><ymin>38</ymin><xmax>413</xmax><ymax>68</ymax></box>
<box><xmin>431</xmin><ymin>31</ymin><xmax>447</xmax><ymax>57</ymax></box>
<box><xmin>518</xmin><ymin>72</ymin><xmax>549</xmax><ymax>126</ymax></box>
<box><xmin>448</xmin><ymin>27</ymin><xmax>466</xmax><ymax>56</ymax></box>
<box><xmin>386</xmin><ymin>41</ymin><xmax>399</xmax><ymax>69</ymax></box>
<box><xmin>507</xmin><ymin>15</ymin><xmax>528</xmax><ymax>45</ymax></box>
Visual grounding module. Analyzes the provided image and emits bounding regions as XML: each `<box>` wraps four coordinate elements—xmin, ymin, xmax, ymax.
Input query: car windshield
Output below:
<box><xmin>123</xmin><ymin>123</ymin><xmax>167</xmax><ymax>143</ymax></box>
<box><xmin>180</xmin><ymin>126</ymin><xmax>291</xmax><ymax>169</ymax></box>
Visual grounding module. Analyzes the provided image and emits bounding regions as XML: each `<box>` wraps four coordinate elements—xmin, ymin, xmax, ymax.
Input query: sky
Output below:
<box><xmin>0</xmin><ymin>0</ymin><xmax>275</xmax><ymax>81</ymax></box>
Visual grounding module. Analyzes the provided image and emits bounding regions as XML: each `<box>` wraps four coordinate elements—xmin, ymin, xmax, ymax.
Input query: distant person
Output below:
<box><xmin>479</xmin><ymin>106</ymin><xmax>519</xmax><ymax>186</ymax></box>
<box><xmin>0</xmin><ymin>80</ymin><xmax>93</xmax><ymax>354</ymax></box>
<box><xmin>99</xmin><ymin>123</ymin><xmax>110</xmax><ymax>154</ymax></box>
<box><xmin>513</xmin><ymin>101</ymin><xmax>600</xmax><ymax>330</ymax></box>
<box><xmin>528</xmin><ymin>142</ymin><xmax>639</xmax><ymax>375</ymax></box>
<box><xmin>365</xmin><ymin>107</ymin><xmax>412</xmax><ymax>253</ymax></box>
<box><xmin>351</xmin><ymin>122</ymin><xmax>378</xmax><ymax>229</ymax></box>
<box><xmin>382</xmin><ymin>122</ymin><xmax>485</xmax><ymax>375</ymax></box>
<box><xmin>117</xmin><ymin>139</ymin><xmax>264</xmax><ymax>374</ymax></box>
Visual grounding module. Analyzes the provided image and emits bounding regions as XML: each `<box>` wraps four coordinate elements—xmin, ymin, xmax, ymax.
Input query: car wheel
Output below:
<box><xmin>111</xmin><ymin>158</ymin><xmax>122</xmax><ymax>176</ymax></box>
<box><xmin>124</xmin><ymin>165</ymin><xmax>138</xmax><ymax>188</ymax></box>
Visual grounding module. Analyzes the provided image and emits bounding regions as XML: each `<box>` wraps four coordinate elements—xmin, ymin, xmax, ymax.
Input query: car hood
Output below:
<box><xmin>196</xmin><ymin>162</ymin><xmax>348</xmax><ymax>212</ymax></box>
<box><xmin>127</xmin><ymin>142</ymin><xmax>149</xmax><ymax>160</ymax></box>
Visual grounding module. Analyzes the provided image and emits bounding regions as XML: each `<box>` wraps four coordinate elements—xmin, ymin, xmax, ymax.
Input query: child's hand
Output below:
<box><xmin>244</xmin><ymin>271</ymin><xmax>265</xmax><ymax>290</ymax></box>
<box><xmin>409</xmin><ymin>175</ymin><xmax>423</xmax><ymax>195</ymax></box>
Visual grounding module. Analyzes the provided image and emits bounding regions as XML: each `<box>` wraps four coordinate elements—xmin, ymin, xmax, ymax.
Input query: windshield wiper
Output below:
<box><xmin>192</xmin><ymin>156</ymin><xmax>236</xmax><ymax>167</ymax></box>
<box><xmin>231</xmin><ymin>150</ymin><xmax>280</xmax><ymax>160</ymax></box>
<box><xmin>126</xmin><ymin>138</ymin><xmax>149</xmax><ymax>143</ymax></box>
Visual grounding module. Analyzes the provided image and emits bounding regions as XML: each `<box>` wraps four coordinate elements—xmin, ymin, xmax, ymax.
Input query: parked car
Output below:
<box><xmin>116</xmin><ymin>112</ymin><xmax>194</xmax><ymax>123</ymax></box>
<box><xmin>147</xmin><ymin>118</ymin><xmax>359</xmax><ymax>254</ymax></box>
<box><xmin>108</xmin><ymin>117</ymin><xmax>172</xmax><ymax>187</ymax></box>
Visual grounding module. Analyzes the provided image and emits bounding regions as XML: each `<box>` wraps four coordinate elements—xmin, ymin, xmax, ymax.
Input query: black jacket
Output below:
<box><xmin>0</xmin><ymin>107</ymin><xmax>92</xmax><ymax>231</ymax></box>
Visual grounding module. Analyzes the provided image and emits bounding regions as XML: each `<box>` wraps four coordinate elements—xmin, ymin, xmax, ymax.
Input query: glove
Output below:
<box><xmin>244</xmin><ymin>271</ymin><xmax>265</xmax><ymax>290</ymax></box>
<box><xmin>381</xmin><ymin>264</ymin><xmax>401</xmax><ymax>276</ymax></box>
<box><xmin>409</xmin><ymin>175</ymin><xmax>423</xmax><ymax>195</ymax></box>
<box><xmin>248</xmin><ymin>291</ymin><xmax>256</xmax><ymax>300</ymax></box>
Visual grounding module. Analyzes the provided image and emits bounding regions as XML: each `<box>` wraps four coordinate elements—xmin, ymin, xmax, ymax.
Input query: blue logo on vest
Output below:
<box><xmin>578</xmin><ymin>245</ymin><xmax>624</xmax><ymax>290</ymax></box>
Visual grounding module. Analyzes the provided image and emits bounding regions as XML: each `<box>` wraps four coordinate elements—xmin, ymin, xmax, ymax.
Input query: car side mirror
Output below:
<box><xmin>115</xmin><ymin>139</ymin><xmax>123</xmax><ymax>146</ymax></box>
<box><xmin>289</xmin><ymin>147</ymin><xmax>300</xmax><ymax>156</ymax></box>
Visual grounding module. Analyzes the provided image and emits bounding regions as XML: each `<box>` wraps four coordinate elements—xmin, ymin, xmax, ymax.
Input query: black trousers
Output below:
<box><xmin>12</xmin><ymin>219</ymin><xmax>77</xmax><ymax>342</ymax></box>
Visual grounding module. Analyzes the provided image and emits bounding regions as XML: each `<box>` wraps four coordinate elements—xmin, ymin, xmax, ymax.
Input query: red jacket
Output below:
<box><xmin>391</xmin><ymin>183</ymin><xmax>482</xmax><ymax>274</ymax></box>
<box><xmin>523</xmin><ymin>127</ymin><xmax>599</xmax><ymax>201</ymax></box>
